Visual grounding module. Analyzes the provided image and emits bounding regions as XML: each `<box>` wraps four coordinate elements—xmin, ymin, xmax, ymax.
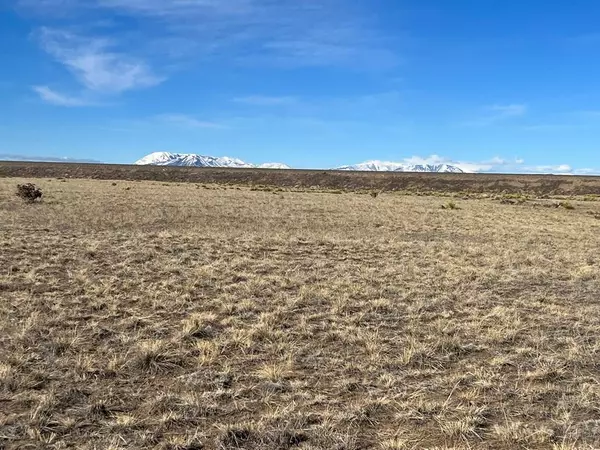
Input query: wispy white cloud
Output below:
<box><xmin>489</xmin><ymin>104</ymin><xmax>528</xmax><ymax>117</ymax></box>
<box><xmin>230</xmin><ymin>91</ymin><xmax>403</xmax><ymax>121</ymax></box>
<box><xmin>0</xmin><ymin>153</ymin><xmax>101</xmax><ymax>163</ymax></box>
<box><xmin>95</xmin><ymin>0</ymin><xmax>253</xmax><ymax>17</ymax></box>
<box><xmin>572</xmin><ymin>168</ymin><xmax>599</xmax><ymax>175</ymax></box>
<box><xmin>521</xmin><ymin>124</ymin><xmax>578</xmax><ymax>131</ymax></box>
<box><xmin>32</xmin><ymin>85</ymin><xmax>95</xmax><ymax>107</ymax></box>
<box><xmin>37</xmin><ymin>27</ymin><xmax>163</xmax><ymax>94</ymax></box>
<box><xmin>529</xmin><ymin>164</ymin><xmax>572</xmax><ymax>173</ymax></box>
<box><xmin>157</xmin><ymin>114</ymin><xmax>225</xmax><ymax>129</ymax></box>
<box><xmin>233</xmin><ymin>95</ymin><xmax>298</xmax><ymax>106</ymax></box>
<box><xmin>462</xmin><ymin>103</ymin><xmax>528</xmax><ymax>127</ymax></box>
<box><xmin>521</xmin><ymin>110</ymin><xmax>600</xmax><ymax>131</ymax></box>
<box><xmin>20</xmin><ymin>1</ymin><xmax>397</xmax><ymax>70</ymax></box>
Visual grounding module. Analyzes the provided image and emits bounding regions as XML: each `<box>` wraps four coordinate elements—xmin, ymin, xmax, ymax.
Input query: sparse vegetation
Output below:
<box><xmin>1</xmin><ymin>176</ymin><xmax>600</xmax><ymax>449</ymax></box>
<box><xmin>582</xmin><ymin>195</ymin><xmax>600</xmax><ymax>202</ymax></box>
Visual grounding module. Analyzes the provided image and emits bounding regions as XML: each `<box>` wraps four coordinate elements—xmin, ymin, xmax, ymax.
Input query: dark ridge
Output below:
<box><xmin>2</xmin><ymin>161</ymin><xmax>600</xmax><ymax>195</ymax></box>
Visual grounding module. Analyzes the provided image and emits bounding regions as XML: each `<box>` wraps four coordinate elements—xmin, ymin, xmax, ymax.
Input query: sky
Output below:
<box><xmin>1</xmin><ymin>0</ymin><xmax>600</xmax><ymax>173</ymax></box>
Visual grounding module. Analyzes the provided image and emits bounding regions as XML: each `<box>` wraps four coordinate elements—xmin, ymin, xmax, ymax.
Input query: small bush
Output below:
<box><xmin>441</xmin><ymin>201</ymin><xmax>459</xmax><ymax>210</ymax></box>
<box><xmin>370</xmin><ymin>191</ymin><xmax>379</xmax><ymax>198</ymax></box>
<box><xmin>16</xmin><ymin>183</ymin><xmax>43</xmax><ymax>203</ymax></box>
<box><xmin>129</xmin><ymin>341</ymin><xmax>182</xmax><ymax>374</ymax></box>
<box><xmin>559</xmin><ymin>201</ymin><xmax>575</xmax><ymax>210</ymax></box>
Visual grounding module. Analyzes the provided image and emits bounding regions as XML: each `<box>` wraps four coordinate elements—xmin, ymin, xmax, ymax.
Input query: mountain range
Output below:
<box><xmin>336</xmin><ymin>161</ymin><xmax>465</xmax><ymax>173</ymax></box>
<box><xmin>135</xmin><ymin>152</ymin><xmax>465</xmax><ymax>173</ymax></box>
<box><xmin>134</xmin><ymin>152</ymin><xmax>291</xmax><ymax>169</ymax></box>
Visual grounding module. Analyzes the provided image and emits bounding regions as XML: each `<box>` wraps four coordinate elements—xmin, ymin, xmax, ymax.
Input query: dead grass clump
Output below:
<box><xmin>493</xmin><ymin>421</ymin><xmax>555</xmax><ymax>446</ymax></box>
<box><xmin>0</xmin><ymin>363</ymin><xmax>19</xmax><ymax>392</ymax></box>
<box><xmin>158</xmin><ymin>435</ymin><xmax>205</xmax><ymax>450</ymax></box>
<box><xmin>182</xmin><ymin>312</ymin><xmax>220</xmax><ymax>340</ymax></box>
<box><xmin>255</xmin><ymin>357</ymin><xmax>294</xmax><ymax>382</ymax></box>
<box><xmin>195</xmin><ymin>340</ymin><xmax>222</xmax><ymax>366</ymax></box>
<box><xmin>437</xmin><ymin>406</ymin><xmax>489</xmax><ymax>440</ymax></box>
<box><xmin>218</xmin><ymin>425</ymin><xmax>253</xmax><ymax>449</ymax></box>
<box><xmin>215</xmin><ymin>422</ymin><xmax>311</xmax><ymax>450</ymax></box>
<box><xmin>129</xmin><ymin>340</ymin><xmax>184</xmax><ymax>374</ymax></box>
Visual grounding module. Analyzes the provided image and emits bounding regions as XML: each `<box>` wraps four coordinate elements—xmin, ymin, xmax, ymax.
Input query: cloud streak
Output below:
<box><xmin>157</xmin><ymin>114</ymin><xmax>225</xmax><ymax>129</ymax></box>
<box><xmin>95</xmin><ymin>0</ymin><xmax>253</xmax><ymax>17</ymax></box>
<box><xmin>37</xmin><ymin>27</ymin><xmax>163</xmax><ymax>94</ymax></box>
<box><xmin>32</xmin><ymin>85</ymin><xmax>97</xmax><ymax>107</ymax></box>
<box><xmin>0</xmin><ymin>153</ymin><xmax>101</xmax><ymax>163</ymax></box>
<box><xmin>20</xmin><ymin>0</ymin><xmax>397</xmax><ymax>70</ymax></box>
<box><xmin>233</xmin><ymin>95</ymin><xmax>298</xmax><ymax>106</ymax></box>
<box><xmin>462</xmin><ymin>103</ymin><xmax>528</xmax><ymax>127</ymax></box>
<box><xmin>490</xmin><ymin>104</ymin><xmax>527</xmax><ymax>117</ymax></box>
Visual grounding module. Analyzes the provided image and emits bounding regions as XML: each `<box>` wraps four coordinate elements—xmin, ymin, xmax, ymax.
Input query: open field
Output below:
<box><xmin>4</xmin><ymin>161</ymin><xmax>600</xmax><ymax>196</ymax></box>
<box><xmin>2</xmin><ymin>176</ymin><xmax>600</xmax><ymax>449</ymax></box>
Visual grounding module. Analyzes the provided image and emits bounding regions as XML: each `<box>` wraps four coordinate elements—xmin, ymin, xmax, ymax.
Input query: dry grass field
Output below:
<box><xmin>2</xmin><ymin>176</ymin><xmax>600</xmax><ymax>449</ymax></box>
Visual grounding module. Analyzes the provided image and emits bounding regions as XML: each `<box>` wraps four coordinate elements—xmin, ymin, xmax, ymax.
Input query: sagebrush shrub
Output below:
<box><xmin>16</xmin><ymin>183</ymin><xmax>43</xmax><ymax>203</ymax></box>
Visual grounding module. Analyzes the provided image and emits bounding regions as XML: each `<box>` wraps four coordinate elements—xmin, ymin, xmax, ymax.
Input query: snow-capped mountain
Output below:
<box><xmin>257</xmin><ymin>162</ymin><xmax>292</xmax><ymax>169</ymax></box>
<box><xmin>336</xmin><ymin>160</ymin><xmax>465</xmax><ymax>173</ymax></box>
<box><xmin>336</xmin><ymin>161</ymin><xmax>408</xmax><ymax>172</ymax></box>
<box><xmin>402</xmin><ymin>164</ymin><xmax>465</xmax><ymax>173</ymax></box>
<box><xmin>136</xmin><ymin>152</ymin><xmax>292</xmax><ymax>169</ymax></box>
<box><xmin>135</xmin><ymin>151</ymin><xmax>289</xmax><ymax>169</ymax></box>
<box><xmin>135</xmin><ymin>152</ymin><xmax>253</xmax><ymax>168</ymax></box>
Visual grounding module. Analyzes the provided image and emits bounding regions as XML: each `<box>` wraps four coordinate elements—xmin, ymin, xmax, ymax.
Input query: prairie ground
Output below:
<box><xmin>2</xmin><ymin>177</ymin><xmax>600</xmax><ymax>449</ymax></box>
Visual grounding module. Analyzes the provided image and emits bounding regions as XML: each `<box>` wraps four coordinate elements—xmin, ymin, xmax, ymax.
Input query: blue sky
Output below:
<box><xmin>1</xmin><ymin>0</ymin><xmax>600</xmax><ymax>173</ymax></box>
